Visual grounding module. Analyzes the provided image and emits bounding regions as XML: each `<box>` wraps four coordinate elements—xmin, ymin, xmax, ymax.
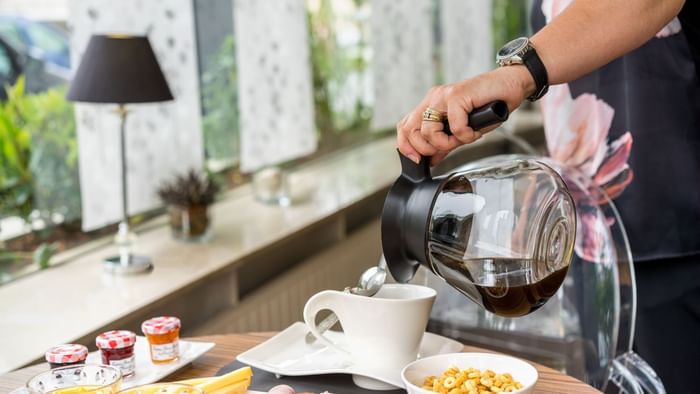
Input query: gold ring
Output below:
<box><xmin>422</xmin><ymin>107</ymin><xmax>446</xmax><ymax>122</ymax></box>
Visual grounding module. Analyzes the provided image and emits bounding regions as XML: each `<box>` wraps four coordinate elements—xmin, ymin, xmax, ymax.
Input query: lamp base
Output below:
<box><xmin>102</xmin><ymin>254</ymin><xmax>153</xmax><ymax>275</ymax></box>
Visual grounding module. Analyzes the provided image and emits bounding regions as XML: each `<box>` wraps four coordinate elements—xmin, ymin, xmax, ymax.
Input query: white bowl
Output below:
<box><xmin>402</xmin><ymin>352</ymin><xmax>538</xmax><ymax>394</ymax></box>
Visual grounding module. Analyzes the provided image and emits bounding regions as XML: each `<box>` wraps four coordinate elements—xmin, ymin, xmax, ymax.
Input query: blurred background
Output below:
<box><xmin>0</xmin><ymin>0</ymin><xmax>543</xmax><ymax>378</ymax></box>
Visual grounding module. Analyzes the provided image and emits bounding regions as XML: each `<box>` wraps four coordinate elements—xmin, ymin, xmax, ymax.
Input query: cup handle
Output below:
<box><xmin>303</xmin><ymin>290</ymin><xmax>350</xmax><ymax>356</ymax></box>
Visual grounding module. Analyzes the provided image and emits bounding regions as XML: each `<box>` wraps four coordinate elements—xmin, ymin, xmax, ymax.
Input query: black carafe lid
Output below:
<box><xmin>381</xmin><ymin>101</ymin><xmax>509</xmax><ymax>282</ymax></box>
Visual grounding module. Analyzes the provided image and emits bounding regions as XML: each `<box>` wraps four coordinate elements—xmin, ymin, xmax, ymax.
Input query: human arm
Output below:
<box><xmin>398</xmin><ymin>0</ymin><xmax>685</xmax><ymax>164</ymax></box>
<box><xmin>532</xmin><ymin>0</ymin><xmax>684</xmax><ymax>84</ymax></box>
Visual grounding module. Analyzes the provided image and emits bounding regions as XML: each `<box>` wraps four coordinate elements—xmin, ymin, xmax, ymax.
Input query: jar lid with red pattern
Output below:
<box><xmin>96</xmin><ymin>330</ymin><xmax>137</xmax><ymax>350</ymax></box>
<box><xmin>45</xmin><ymin>344</ymin><xmax>89</xmax><ymax>364</ymax></box>
<box><xmin>141</xmin><ymin>316</ymin><xmax>181</xmax><ymax>335</ymax></box>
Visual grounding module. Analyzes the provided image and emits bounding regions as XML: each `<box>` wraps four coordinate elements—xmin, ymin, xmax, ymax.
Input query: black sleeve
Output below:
<box><xmin>530</xmin><ymin>0</ymin><xmax>546</xmax><ymax>34</ymax></box>
<box><xmin>678</xmin><ymin>2</ymin><xmax>700</xmax><ymax>81</ymax></box>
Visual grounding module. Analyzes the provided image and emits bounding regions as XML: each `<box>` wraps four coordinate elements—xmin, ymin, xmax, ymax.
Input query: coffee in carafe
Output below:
<box><xmin>429</xmin><ymin>255</ymin><xmax>570</xmax><ymax>317</ymax></box>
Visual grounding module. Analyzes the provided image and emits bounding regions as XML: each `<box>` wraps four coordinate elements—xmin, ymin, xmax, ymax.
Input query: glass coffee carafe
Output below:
<box><xmin>381</xmin><ymin>102</ymin><xmax>576</xmax><ymax>317</ymax></box>
<box><xmin>426</xmin><ymin>159</ymin><xmax>576</xmax><ymax>317</ymax></box>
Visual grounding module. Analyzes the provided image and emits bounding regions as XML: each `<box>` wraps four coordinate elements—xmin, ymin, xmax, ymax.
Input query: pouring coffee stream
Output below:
<box><xmin>381</xmin><ymin>101</ymin><xmax>577</xmax><ymax>317</ymax></box>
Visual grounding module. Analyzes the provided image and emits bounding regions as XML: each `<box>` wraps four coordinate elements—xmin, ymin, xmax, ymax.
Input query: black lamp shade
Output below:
<box><xmin>66</xmin><ymin>34</ymin><xmax>174</xmax><ymax>104</ymax></box>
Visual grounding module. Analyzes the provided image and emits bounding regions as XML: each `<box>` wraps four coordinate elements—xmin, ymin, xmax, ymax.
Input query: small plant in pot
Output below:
<box><xmin>157</xmin><ymin>169</ymin><xmax>219</xmax><ymax>242</ymax></box>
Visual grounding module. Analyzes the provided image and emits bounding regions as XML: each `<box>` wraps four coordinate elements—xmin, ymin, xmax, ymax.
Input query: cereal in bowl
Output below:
<box><xmin>423</xmin><ymin>366</ymin><xmax>524</xmax><ymax>393</ymax></box>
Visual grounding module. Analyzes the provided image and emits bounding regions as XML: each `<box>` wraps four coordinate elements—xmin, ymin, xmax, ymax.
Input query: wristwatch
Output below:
<box><xmin>497</xmin><ymin>37</ymin><xmax>549</xmax><ymax>101</ymax></box>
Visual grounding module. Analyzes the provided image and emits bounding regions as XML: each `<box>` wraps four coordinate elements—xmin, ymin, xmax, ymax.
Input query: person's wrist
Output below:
<box><xmin>497</xmin><ymin>65</ymin><xmax>536</xmax><ymax>102</ymax></box>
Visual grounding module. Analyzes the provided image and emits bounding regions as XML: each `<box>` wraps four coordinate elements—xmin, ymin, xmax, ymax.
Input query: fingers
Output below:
<box><xmin>397</xmin><ymin>109</ymin><xmax>439</xmax><ymax>161</ymax></box>
<box><xmin>420</xmin><ymin>121</ymin><xmax>453</xmax><ymax>151</ymax></box>
<box><xmin>397</xmin><ymin>88</ymin><xmax>447</xmax><ymax>162</ymax></box>
<box><xmin>396</xmin><ymin>116</ymin><xmax>420</xmax><ymax>163</ymax></box>
<box><xmin>445</xmin><ymin>91</ymin><xmax>480</xmax><ymax>144</ymax></box>
<box><xmin>409</xmin><ymin>128</ymin><xmax>438</xmax><ymax>157</ymax></box>
<box><xmin>419</xmin><ymin>89</ymin><xmax>459</xmax><ymax>152</ymax></box>
<box><xmin>398</xmin><ymin>83</ymin><xmax>493</xmax><ymax>164</ymax></box>
<box><xmin>397</xmin><ymin>125</ymin><xmax>437</xmax><ymax>163</ymax></box>
<box><xmin>420</xmin><ymin>120</ymin><xmax>460</xmax><ymax>152</ymax></box>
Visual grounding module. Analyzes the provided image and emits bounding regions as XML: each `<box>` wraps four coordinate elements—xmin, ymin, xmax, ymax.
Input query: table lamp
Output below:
<box><xmin>67</xmin><ymin>34</ymin><xmax>173</xmax><ymax>274</ymax></box>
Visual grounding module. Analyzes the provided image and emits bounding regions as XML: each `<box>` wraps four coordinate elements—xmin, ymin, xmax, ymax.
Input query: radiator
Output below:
<box><xmin>195</xmin><ymin>220</ymin><xmax>381</xmax><ymax>334</ymax></box>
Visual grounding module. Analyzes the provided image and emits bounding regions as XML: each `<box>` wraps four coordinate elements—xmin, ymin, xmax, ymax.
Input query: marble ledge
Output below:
<box><xmin>0</xmin><ymin>137</ymin><xmax>401</xmax><ymax>374</ymax></box>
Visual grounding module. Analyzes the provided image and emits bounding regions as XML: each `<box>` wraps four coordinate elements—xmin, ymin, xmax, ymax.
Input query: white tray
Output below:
<box><xmin>11</xmin><ymin>337</ymin><xmax>214</xmax><ymax>393</ymax></box>
<box><xmin>237</xmin><ymin>322</ymin><xmax>464</xmax><ymax>389</ymax></box>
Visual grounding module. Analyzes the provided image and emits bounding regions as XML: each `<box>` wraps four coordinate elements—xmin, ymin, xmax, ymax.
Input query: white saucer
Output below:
<box><xmin>236</xmin><ymin>322</ymin><xmax>464</xmax><ymax>389</ymax></box>
<box><xmin>10</xmin><ymin>337</ymin><xmax>214</xmax><ymax>394</ymax></box>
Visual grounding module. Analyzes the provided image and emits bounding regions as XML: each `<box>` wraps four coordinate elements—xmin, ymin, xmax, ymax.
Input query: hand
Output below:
<box><xmin>396</xmin><ymin>65</ymin><xmax>535</xmax><ymax>165</ymax></box>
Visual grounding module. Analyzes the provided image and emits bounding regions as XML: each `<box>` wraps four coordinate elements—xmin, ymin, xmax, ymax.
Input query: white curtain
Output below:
<box><xmin>68</xmin><ymin>0</ymin><xmax>204</xmax><ymax>231</ymax></box>
<box><xmin>369</xmin><ymin>0</ymin><xmax>435</xmax><ymax>131</ymax></box>
<box><xmin>234</xmin><ymin>0</ymin><xmax>317</xmax><ymax>172</ymax></box>
<box><xmin>440</xmin><ymin>0</ymin><xmax>493</xmax><ymax>83</ymax></box>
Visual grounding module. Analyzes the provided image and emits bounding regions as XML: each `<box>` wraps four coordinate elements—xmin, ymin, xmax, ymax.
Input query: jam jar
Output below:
<box><xmin>141</xmin><ymin>316</ymin><xmax>181</xmax><ymax>363</ymax></box>
<box><xmin>96</xmin><ymin>330</ymin><xmax>137</xmax><ymax>377</ymax></box>
<box><xmin>45</xmin><ymin>344</ymin><xmax>88</xmax><ymax>369</ymax></box>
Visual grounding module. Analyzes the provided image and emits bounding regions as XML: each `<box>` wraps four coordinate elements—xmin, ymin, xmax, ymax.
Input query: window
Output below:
<box><xmin>194</xmin><ymin>0</ymin><xmax>239</xmax><ymax>172</ymax></box>
<box><xmin>308</xmin><ymin>0</ymin><xmax>373</xmax><ymax>142</ymax></box>
<box><xmin>0</xmin><ymin>20</ymin><xmax>78</xmax><ymax>284</ymax></box>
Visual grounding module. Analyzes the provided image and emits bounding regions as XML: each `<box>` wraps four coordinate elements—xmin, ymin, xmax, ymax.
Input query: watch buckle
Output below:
<box><xmin>528</xmin><ymin>84</ymin><xmax>549</xmax><ymax>102</ymax></box>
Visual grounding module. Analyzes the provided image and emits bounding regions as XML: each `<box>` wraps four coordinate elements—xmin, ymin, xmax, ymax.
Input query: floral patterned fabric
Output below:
<box><xmin>533</xmin><ymin>0</ymin><xmax>700</xmax><ymax>262</ymax></box>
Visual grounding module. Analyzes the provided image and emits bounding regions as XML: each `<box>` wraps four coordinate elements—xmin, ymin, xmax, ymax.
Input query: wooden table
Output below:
<box><xmin>0</xmin><ymin>333</ymin><xmax>601</xmax><ymax>393</ymax></box>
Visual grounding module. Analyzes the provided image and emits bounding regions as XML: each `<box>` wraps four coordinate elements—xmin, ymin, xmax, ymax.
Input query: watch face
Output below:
<box><xmin>497</xmin><ymin>37</ymin><xmax>528</xmax><ymax>59</ymax></box>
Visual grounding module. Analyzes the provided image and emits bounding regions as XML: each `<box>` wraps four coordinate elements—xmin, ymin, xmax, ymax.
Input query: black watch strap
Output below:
<box><xmin>521</xmin><ymin>46</ymin><xmax>549</xmax><ymax>101</ymax></box>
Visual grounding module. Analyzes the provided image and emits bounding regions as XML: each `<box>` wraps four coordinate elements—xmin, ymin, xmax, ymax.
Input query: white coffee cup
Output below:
<box><xmin>303</xmin><ymin>284</ymin><xmax>436</xmax><ymax>390</ymax></box>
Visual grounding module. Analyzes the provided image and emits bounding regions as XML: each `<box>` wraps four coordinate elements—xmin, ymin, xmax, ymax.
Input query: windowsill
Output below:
<box><xmin>0</xmin><ymin>109</ymin><xmax>543</xmax><ymax>374</ymax></box>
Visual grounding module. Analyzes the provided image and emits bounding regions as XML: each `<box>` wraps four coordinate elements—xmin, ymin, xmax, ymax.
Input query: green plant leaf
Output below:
<box><xmin>0</xmin><ymin>77</ymin><xmax>80</xmax><ymax>224</ymax></box>
<box><xmin>33</xmin><ymin>243</ymin><xmax>57</xmax><ymax>270</ymax></box>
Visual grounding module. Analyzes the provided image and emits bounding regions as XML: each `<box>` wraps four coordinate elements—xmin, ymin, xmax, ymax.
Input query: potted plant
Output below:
<box><xmin>157</xmin><ymin>169</ymin><xmax>219</xmax><ymax>241</ymax></box>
